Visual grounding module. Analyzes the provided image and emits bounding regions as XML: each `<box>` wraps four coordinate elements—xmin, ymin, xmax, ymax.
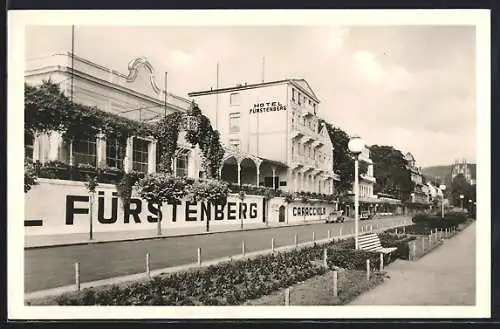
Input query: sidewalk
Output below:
<box><xmin>350</xmin><ymin>222</ymin><xmax>476</xmax><ymax>306</ymax></box>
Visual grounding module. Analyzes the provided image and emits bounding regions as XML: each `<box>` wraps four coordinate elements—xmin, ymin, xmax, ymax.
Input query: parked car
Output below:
<box><xmin>325</xmin><ymin>210</ymin><xmax>345</xmax><ymax>223</ymax></box>
<box><xmin>360</xmin><ymin>211</ymin><xmax>376</xmax><ymax>220</ymax></box>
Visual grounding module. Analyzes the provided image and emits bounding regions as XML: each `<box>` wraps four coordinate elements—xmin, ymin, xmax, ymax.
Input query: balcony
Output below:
<box><xmin>360</xmin><ymin>174</ymin><xmax>376</xmax><ymax>183</ymax></box>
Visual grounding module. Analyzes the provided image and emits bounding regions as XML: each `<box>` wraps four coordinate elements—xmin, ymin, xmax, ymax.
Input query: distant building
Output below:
<box><xmin>451</xmin><ymin>159</ymin><xmax>476</xmax><ymax>185</ymax></box>
<box><xmin>404</xmin><ymin>152</ymin><xmax>429</xmax><ymax>206</ymax></box>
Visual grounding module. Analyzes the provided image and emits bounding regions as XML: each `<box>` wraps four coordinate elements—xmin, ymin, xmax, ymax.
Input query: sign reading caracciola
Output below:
<box><xmin>249</xmin><ymin>101</ymin><xmax>287</xmax><ymax>114</ymax></box>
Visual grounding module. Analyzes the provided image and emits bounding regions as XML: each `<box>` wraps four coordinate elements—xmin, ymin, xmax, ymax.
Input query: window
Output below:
<box><xmin>25</xmin><ymin>131</ymin><xmax>34</xmax><ymax>160</ymax></box>
<box><xmin>309</xmin><ymin>99</ymin><xmax>311</xmax><ymax>105</ymax></box>
<box><xmin>175</xmin><ymin>153</ymin><xmax>189</xmax><ymax>177</ymax></box>
<box><xmin>106</xmin><ymin>137</ymin><xmax>123</xmax><ymax>169</ymax></box>
<box><xmin>313</xmin><ymin>103</ymin><xmax>316</xmax><ymax>113</ymax></box>
<box><xmin>298</xmin><ymin>93</ymin><xmax>302</xmax><ymax>105</ymax></box>
<box><xmin>132</xmin><ymin>138</ymin><xmax>149</xmax><ymax>173</ymax></box>
<box><xmin>292</xmin><ymin>88</ymin><xmax>296</xmax><ymax>101</ymax></box>
<box><xmin>73</xmin><ymin>138</ymin><xmax>97</xmax><ymax>166</ymax></box>
<box><xmin>229</xmin><ymin>112</ymin><xmax>240</xmax><ymax>133</ymax></box>
<box><xmin>229</xmin><ymin>93</ymin><xmax>240</xmax><ymax>106</ymax></box>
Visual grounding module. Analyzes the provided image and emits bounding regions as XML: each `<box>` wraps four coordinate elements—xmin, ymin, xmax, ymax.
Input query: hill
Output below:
<box><xmin>422</xmin><ymin>164</ymin><xmax>476</xmax><ymax>184</ymax></box>
<box><xmin>421</xmin><ymin>165</ymin><xmax>453</xmax><ymax>182</ymax></box>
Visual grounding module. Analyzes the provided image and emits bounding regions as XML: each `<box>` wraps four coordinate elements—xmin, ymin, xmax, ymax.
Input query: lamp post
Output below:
<box><xmin>439</xmin><ymin>184</ymin><xmax>446</xmax><ymax>218</ymax></box>
<box><xmin>348</xmin><ymin>135</ymin><xmax>364</xmax><ymax>250</ymax></box>
<box><xmin>460</xmin><ymin>194</ymin><xmax>464</xmax><ymax>211</ymax></box>
<box><xmin>468</xmin><ymin>199</ymin><xmax>472</xmax><ymax>212</ymax></box>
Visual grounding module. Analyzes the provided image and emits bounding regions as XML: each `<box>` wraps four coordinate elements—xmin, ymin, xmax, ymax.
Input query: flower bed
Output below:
<box><xmin>50</xmin><ymin>238</ymin><xmax>390</xmax><ymax>306</ymax></box>
<box><xmin>245</xmin><ymin>269</ymin><xmax>386</xmax><ymax>306</ymax></box>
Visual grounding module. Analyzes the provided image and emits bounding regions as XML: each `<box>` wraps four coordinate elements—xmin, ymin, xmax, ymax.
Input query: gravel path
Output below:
<box><xmin>350</xmin><ymin>222</ymin><xmax>476</xmax><ymax>306</ymax></box>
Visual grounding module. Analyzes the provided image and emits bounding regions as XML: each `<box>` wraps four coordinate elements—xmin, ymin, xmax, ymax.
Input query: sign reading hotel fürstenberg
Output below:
<box><xmin>249</xmin><ymin>101</ymin><xmax>287</xmax><ymax>114</ymax></box>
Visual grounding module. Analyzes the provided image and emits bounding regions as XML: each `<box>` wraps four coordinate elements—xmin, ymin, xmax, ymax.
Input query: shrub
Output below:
<box><xmin>378</xmin><ymin>233</ymin><xmax>416</xmax><ymax>259</ymax></box>
<box><xmin>410</xmin><ymin>212</ymin><xmax>466</xmax><ymax>230</ymax></box>
<box><xmin>24</xmin><ymin>159</ymin><xmax>38</xmax><ymax>193</ymax></box>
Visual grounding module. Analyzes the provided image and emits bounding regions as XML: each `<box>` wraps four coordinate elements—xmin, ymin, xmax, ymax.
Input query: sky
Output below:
<box><xmin>25</xmin><ymin>25</ymin><xmax>476</xmax><ymax>167</ymax></box>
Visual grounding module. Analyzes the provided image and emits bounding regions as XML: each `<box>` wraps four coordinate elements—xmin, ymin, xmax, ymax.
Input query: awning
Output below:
<box><xmin>257</xmin><ymin>157</ymin><xmax>288</xmax><ymax>168</ymax></box>
<box><xmin>377</xmin><ymin>197</ymin><xmax>402</xmax><ymax>205</ymax></box>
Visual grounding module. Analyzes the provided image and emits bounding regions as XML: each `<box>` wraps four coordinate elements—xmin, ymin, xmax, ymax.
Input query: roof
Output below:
<box><xmin>258</xmin><ymin>157</ymin><xmax>288</xmax><ymax>168</ymax></box>
<box><xmin>188</xmin><ymin>78</ymin><xmax>320</xmax><ymax>103</ymax></box>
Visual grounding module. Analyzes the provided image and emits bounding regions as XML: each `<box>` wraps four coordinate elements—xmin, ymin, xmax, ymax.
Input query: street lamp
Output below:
<box><xmin>439</xmin><ymin>184</ymin><xmax>446</xmax><ymax>218</ymax></box>
<box><xmin>348</xmin><ymin>135</ymin><xmax>364</xmax><ymax>250</ymax></box>
<box><xmin>460</xmin><ymin>194</ymin><xmax>464</xmax><ymax>210</ymax></box>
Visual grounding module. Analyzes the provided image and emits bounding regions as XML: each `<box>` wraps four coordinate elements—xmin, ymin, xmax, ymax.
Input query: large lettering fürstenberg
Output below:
<box><xmin>249</xmin><ymin>101</ymin><xmax>287</xmax><ymax>114</ymax></box>
<box><xmin>66</xmin><ymin>192</ymin><xmax>258</xmax><ymax>225</ymax></box>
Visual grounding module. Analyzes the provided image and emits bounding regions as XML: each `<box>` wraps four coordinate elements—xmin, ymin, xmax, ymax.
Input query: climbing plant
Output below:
<box><xmin>153</xmin><ymin>102</ymin><xmax>225</xmax><ymax>179</ymax></box>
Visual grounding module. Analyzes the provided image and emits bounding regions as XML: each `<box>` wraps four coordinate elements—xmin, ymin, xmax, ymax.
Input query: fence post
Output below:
<box><xmin>323</xmin><ymin>248</ymin><xmax>328</xmax><ymax>268</ymax></box>
<box><xmin>370</xmin><ymin>224</ymin><xmax>373</xmax><ymax>232</ymax></box>
<box><xmin>285</xmin><ymin>288</ymin><xmax>290</xmax><ymax>306</ymax></box>
<box><xmin>271</xmin><ymin>238</ymin><xmax>275</xmax><ymax>253</ymax></box>
<box><xmin>333</xmin><ymin>270</ymin><xmax>338</xmax><ymax>297</ymax></box>
<box><xmin>379</xmin><ymin>253</ymin><xmax>384</xmax><ymax>271</ymax></box>
<box><xmin>242</xmin><ymin>240</ymin><xmax>246</xmax><ymax>256</ymax></box>
<box><xmin>366</xmin><ymin>259</ymin><xmax>370</xmax><ymax>281</ymax></box>
<box><xmin>312</xmin><ymin>231</ymin><xmax>315</xmax><ymax>243</ymax></box>
<box><xmin>294</xmin><ymin>233</ymin><xmax>298</xmax><ymax>247</ymax></box>
<box><xmin>197</xmin><ymin>248</ymin><xmax>202</xmax><ymax>266</ymax></box>
<box><xmin>146</xmin><ymin>252</ymin><xmax>151</xmax><ymax>278</ymax></box>
<box><xmin>328</xmin><ymin>230</ymin><xmax>331</xmax><ymax>239</ymax></box>
<box><xmin>395</xmin><ymin>227</ymin><xmax>398</xmax><ymax>235</ymax></box>
<box><xmin>339</xmin><ymin>226</ymin><xmax>343</xmax><ymax>237</ymax></box>
<box><xmin>403</xmin><ymin>225</ymin><xmax>406</xmax><ymax>234</ymax></box>
<box><xmin>75</xmin><ymin>262</ymin><xmax>80</xmax><ymax>292</ymax></box>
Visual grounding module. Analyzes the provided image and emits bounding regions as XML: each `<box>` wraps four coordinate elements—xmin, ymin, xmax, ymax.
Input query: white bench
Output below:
<box><xmin>358</xmin><ymin>233</ymin><xmax>397</xmax><ymax>254</ymax></box>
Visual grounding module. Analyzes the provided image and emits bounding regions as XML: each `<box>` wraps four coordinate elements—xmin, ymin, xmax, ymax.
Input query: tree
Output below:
<box><xmin>450</xmin><ymin>173</ymin><xmax>475</xmax><ymax>208</ymax></box>
<box><xmin>322</xmin><ymin>122</ymin><xmax>368</xmax><ymax>195</ymax></box>
<box><xmin>24</xmin><ymin>159</ymin><xmax>38</xmax><ymax>193</ymax></box>
<box><xmin>369</xmin><ymin>145</ymin><xmax>414</xmax><ymax>201</ymax></box>
<box><xmin>187</xmin><ymin>179</ymin><xmax>229</xmax><ymax>232</ymax></box>
<box><xmin>137</xmin><ymin>173</ymin><xmax>189</xmax><ymax>236</ymax></box>
<box><xmin>84</xmin><ymin>175</ymin><xmax>99</xmax><ymax>240</ymax></box>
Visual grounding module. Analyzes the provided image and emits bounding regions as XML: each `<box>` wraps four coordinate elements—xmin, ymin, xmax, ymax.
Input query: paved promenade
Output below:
<box><xmin>350</xmin><ymin>222</ymin><xmax>476</xmax><ymax>306</ymax></box>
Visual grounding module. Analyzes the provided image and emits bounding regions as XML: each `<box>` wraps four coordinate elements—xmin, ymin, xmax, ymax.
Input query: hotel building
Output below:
<box><xmin>188</xmin><ymin>79</ymin><xmax>339</xmax><ymax>194</ymax></box>
<box><xmin>404</xmin><ymin>152</ymin><xmax>430</xmax><ymax>206</ymax></box>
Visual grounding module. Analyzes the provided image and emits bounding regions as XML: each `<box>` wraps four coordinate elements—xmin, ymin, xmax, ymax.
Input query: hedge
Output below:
<box><xmin>53</xmin><ymin>238</ymin><xmax>392</xmax><ymax>306</ymax></box>
<box><xmin>411</xmin><ymin>212</ymin><xmax>467</xmax><ymax>230</ymax></box>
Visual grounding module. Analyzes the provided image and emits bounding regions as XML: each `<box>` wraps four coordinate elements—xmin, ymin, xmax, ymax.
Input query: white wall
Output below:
<box><xmin>25</xmin><ymin>179</ymin><xmax>265</xmax><ymax>236</ymax></box>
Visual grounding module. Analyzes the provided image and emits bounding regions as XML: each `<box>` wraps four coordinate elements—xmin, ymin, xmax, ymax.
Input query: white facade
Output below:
<box><xmin>405</xmin><ymin>152</ymin><xmax>429</xmax><ymax>204</ymax></box>
<box><xmin>357</xmin><ymin>145</ymin><xmax>376</xmax><ymax>199</ymax></box>
<box><xmin>188</xmin><ymin>79</ymin><xmax>338</xmax><ymax>194</ymax></box>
